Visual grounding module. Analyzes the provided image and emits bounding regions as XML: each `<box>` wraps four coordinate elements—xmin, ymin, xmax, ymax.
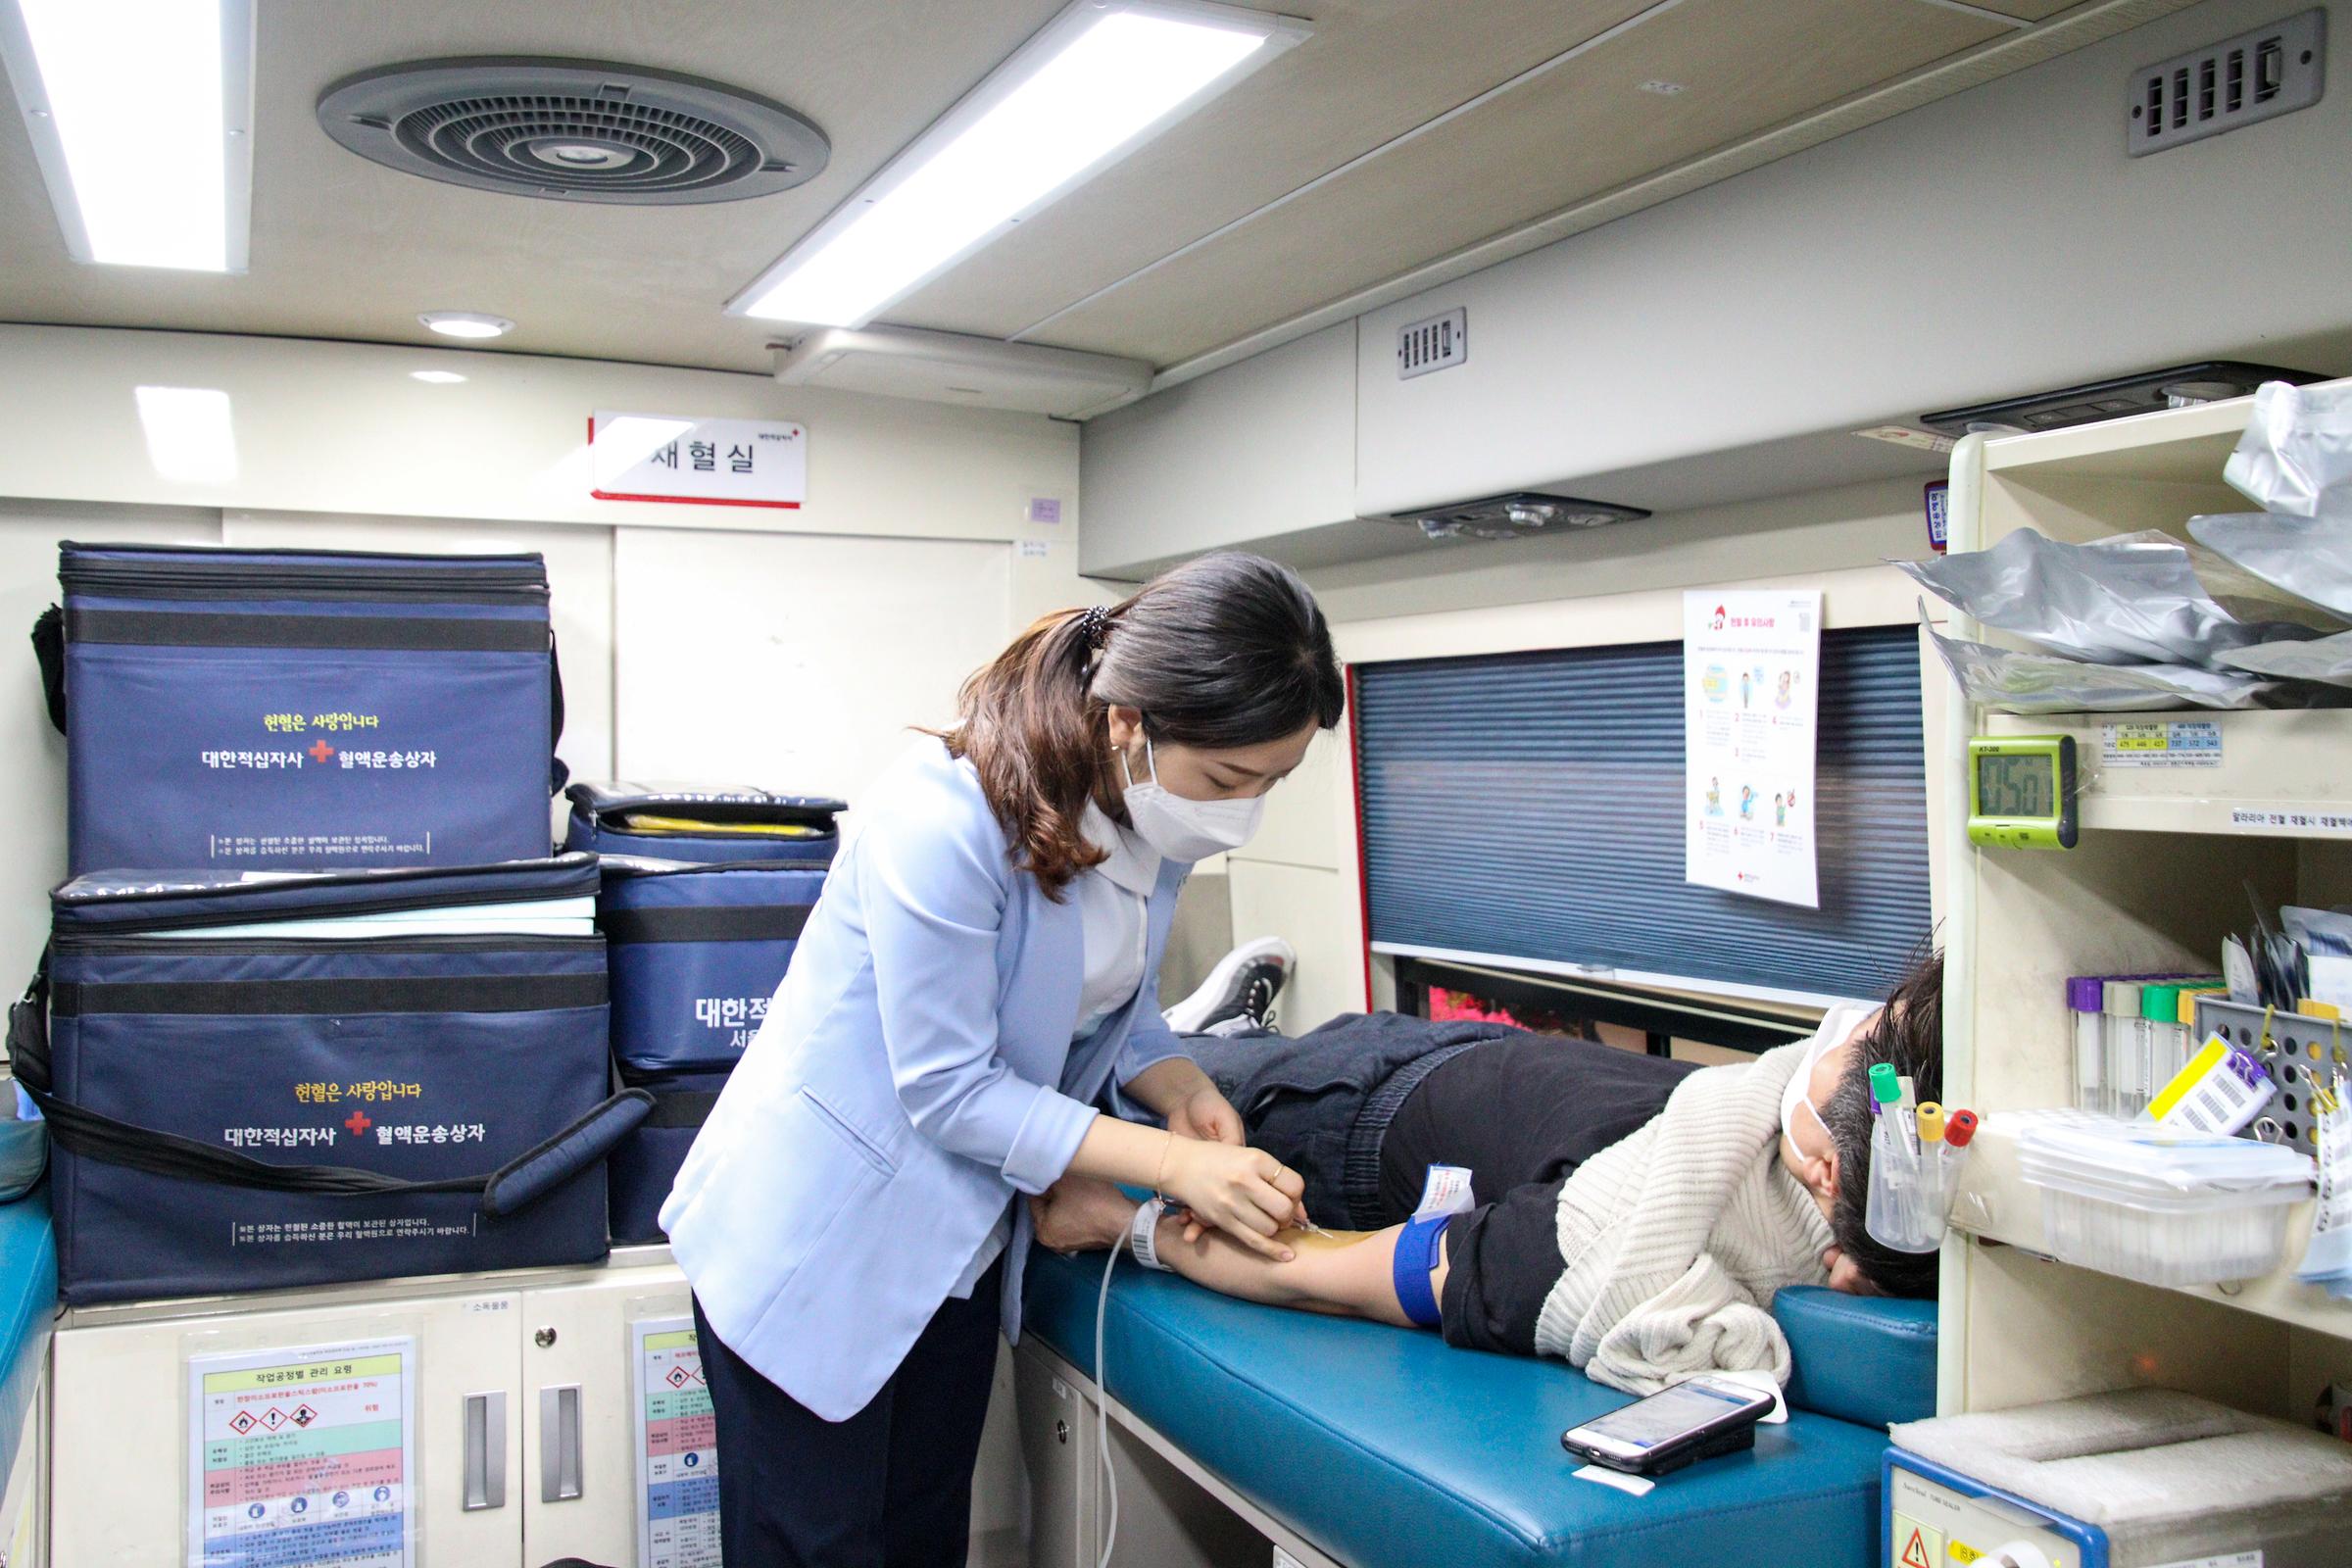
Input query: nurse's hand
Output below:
<box><xmin>1164</xmin><ymin>1085</ymin><xmax>1246</xmax><ymax>1147</ymax></box>
<box><xmin>1158</xmin><ymin>1137</ymin><xmax>1307</xmax><ymax>1262</ymax></box>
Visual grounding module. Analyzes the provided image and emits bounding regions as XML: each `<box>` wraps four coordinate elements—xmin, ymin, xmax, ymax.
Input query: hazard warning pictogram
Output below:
<box><xmin>228</xmin><ymin>1410</ymin><xmax>257</xmax><ymax>1436</ymax></box>
<box><xmin>291</xmin><ymin>1404</ymin><xmax>318</xmax><ymax>1428</ymax></box>
<box><xmin>1895</xmin><ymin>1517</ymin><xmax>1942</xmax><ymax>1568</ymax></box>
<box><xmin>261</xmin><ymin>1406</ymin><xmax>287</xmax><ymax>1432</ymax></box>
<box><xmin>666</xmin><ymin>1367</ymin><xmax>689</xmax><ymax>1389</ymax></box>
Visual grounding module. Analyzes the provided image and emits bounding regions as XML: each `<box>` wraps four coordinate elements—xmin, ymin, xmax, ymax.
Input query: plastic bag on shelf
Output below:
<box><xmin>1895</xmin><ymin>527</ymin><xmax>2319</xmax><ymax>669</ymax></box>
<box><xmin>2189</xmin><ymin>511</ymin><xmax>2352</xmax><ymax>620</ymax></box>
<box><xmin>2225</xmin><ymin>378</ymin><xmax>2352</xmax><ymax>518</ymax></box>
<box><xmin>2219</xmin><ymin>628</ymin><xmax>2352</xmax><ymax>687</ymax></box>
<box><xmin>1922</xmin><ymin>613</ymin><xmax>2278</xmax><ymax>711</ymax></box>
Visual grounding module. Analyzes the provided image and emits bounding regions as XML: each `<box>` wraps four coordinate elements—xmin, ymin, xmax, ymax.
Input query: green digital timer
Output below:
<box><xmin>1967</xmin><ymin>735</ymin><xmax>2077</xmax><ymax>850</ymax></box>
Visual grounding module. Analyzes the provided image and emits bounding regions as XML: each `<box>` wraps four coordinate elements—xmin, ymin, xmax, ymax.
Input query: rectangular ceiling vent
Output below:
<box><xmin>2129</xmin><ymin>9</ymin><xmax>2325</xmax><ymax>156</ymax></box>
<box><xmin>1380</xmin><ymin>490</ymin><xmax>1649</xmax><ymax>543</ymax></box>
<box><xmin>1396</xmin><ymin>308</ymin><xmax>1467</xmax><ymax>379</ymax></box>
<box><xmin>767</xmin><ymin>325</ymin><xmax>1152</xmax><ymax>419</ymax></box>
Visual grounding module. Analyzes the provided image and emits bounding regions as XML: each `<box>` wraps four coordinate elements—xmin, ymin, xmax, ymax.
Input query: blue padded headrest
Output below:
<box><xmin>1774</xmin><ymin>1286</ymin><xmax>1937</xmax><ymax>1429</ymax></box>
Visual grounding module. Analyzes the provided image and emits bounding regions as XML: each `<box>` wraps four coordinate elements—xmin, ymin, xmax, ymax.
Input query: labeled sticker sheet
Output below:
<box><xmin>188</xmin><ymin>1337</ymin><xmax>416</xmax><ymax>1568</ymax></box>
<box><xmin>634</xmin><ymin>1316</ymin><xmax>721</xmax><ymax>1568</ymax></box>
<box><xmin>1683</xmin><ymin>589</ymin><xmax>1822</xmax><ymax>907</ymax></box>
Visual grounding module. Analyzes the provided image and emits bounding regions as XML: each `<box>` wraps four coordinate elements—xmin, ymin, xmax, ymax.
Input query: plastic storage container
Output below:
<box><xmin>2017</xmin><ymin>1121</ymin><xmax>2313</xmax><ymax>1287</ymax></box>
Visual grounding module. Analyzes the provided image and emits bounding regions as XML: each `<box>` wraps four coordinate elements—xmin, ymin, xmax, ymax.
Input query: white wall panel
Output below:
<box><xmin>222</xmin><ymin>513</ymin><xmax>616</xmax><ymax>795</ymax></box>
<box><xmin>1080</xmin><ymin>322</ymin><xmax>1355</xmax><ymax>579</ymax></box>
<box><xmin>612</xmin><ymin>529</ymin><xmax>1012</xmax><ymax>805</ymax></box>
<box><xmin>1352</xmin><ymin>0</ymin><xmax>2352</xmax><ymax>515</ymax></box>
<box><xmin>1229</xmin><ymin>861</ymin><xmax>1360</xmax><ymax>1034</ymax></box>
<box><xmin>0</xmin><ymin>500</ymin><xmax>220</xmax><ymax>990</ymax></box>
<box><xmin>0</xmin><ymin>326</ymin><xmax>1080</xmax><ymax>548</ymax></box>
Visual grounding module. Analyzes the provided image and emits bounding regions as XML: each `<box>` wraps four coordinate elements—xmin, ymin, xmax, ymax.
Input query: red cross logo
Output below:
<box><xmin>309</xmin><ymin>739</ymin><xmax>335</xmax><ymax>763</ymax></box>
<box><xmin>344</xmin><ymin>1109</ymin><xmax>371</xmax><ymax>1136</ymax></box>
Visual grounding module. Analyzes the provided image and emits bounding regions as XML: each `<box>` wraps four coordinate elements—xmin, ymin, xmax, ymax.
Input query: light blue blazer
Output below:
<box><xmin>662</xmin><ymin>740</ymin><xmax>1191</xmax><ymax>1420</ymax></box>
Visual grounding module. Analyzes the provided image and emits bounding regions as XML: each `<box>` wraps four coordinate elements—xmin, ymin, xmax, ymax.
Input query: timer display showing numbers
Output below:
<box><xmin>1967</xmin><ymin>735</ymin><xmax>2077</xmax><ymax>851</ymax></box>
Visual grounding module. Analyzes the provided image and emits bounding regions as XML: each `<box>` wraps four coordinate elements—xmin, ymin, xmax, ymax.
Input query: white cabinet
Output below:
<box><xmin>517</xmin><ymin>1266</ymin><xmax>694</xmax><ymax>1568</ymax></box>
<box><xmin>53</xmin><ymin>1284</ymin><xmax>528</xmax><ymax>1566</ymax></box>
<box><xmin>48</xmin><ymin>1255</ymin><xmax>692</xmax><ymax>1568</ymax></box>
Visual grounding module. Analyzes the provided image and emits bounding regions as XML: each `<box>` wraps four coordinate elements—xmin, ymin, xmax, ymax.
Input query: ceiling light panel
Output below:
<box><xmin>0</xmin><ymin>0</ymin><xmax>254</xmax><ymax>270</ymax></box>
<box><xmin>731</xmin><ymin>0</ymin><xmax>1306</xmax><ymax>329</ymax></box>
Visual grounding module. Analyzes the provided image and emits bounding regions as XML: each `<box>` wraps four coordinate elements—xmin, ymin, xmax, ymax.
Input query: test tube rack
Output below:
<box><xmin>2191</xmin><ymin>996</ymin><xmax>2351</xmax><ymax>1156</ymax></box>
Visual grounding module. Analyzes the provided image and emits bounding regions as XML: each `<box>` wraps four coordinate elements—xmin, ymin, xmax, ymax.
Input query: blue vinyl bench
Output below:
<box><xmin>1024</xmin><ymin>1244</ymin><xmax>1935</xmax><ymax>1568</ymax></box>
<box><xmin>0</xmin><ymin>1188</ymin><xmax>55</xmax><ymax>1505</ymax></box>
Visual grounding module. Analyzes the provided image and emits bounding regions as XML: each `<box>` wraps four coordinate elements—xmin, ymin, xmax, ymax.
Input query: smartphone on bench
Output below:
<box><xmin>1560</xmin><ymin>1375</ymin><xmax>1777</xmax><ymax>1477</ymax></box>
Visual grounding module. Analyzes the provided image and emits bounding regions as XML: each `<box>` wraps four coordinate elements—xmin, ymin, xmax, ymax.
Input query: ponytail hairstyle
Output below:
<box><xmin>935</xmin><ymin>552</ymin><xmax>1345</xmax><ymax>898</ymax></box>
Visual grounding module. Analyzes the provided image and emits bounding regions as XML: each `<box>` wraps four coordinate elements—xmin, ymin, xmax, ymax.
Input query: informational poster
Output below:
<box><xmin>634</xmin><ymin>1317</ymin><xmax>721</xmax><ymax>1568</ymax></box>
<box><xmin>188</xmin><ymin>1337</ymin><xmax>415</xmax><ymax>1568</ymax></box>
<box><xmin>1684</xmin><ymin>589</ymin><xmax>1822</xmax><ymax>907</ymax></box>
<box><xmin>591</xmin><ymin>411</ymin><xmax>807</xmax><ymax>509</ymax></box>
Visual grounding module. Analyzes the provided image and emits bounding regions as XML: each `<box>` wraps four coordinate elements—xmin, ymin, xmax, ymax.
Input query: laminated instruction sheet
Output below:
<box><xmin>635</xmin><ymin>1316</ymin><xmax>721</xmax><ymax>1568</ymax></box>
<box><xmin>1683</xmin><ymin>589</ymin><xmax>1823</xmax><ymax>908</ymax></box>
<box><xmin>187</xmin><ymin>1337</ymin><xmax>415</xmax><ymax>1568</ymax></box>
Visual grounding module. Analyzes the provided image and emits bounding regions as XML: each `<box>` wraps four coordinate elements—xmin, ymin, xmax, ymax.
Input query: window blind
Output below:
<box><xmin>1353</xmin><ymin>625</ymin><xmax>1932</xmax><ymax>1004</ymax></box>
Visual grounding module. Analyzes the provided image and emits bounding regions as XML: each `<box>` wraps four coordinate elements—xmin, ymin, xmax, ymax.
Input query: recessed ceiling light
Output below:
<box><xmin>410</xmin><ymin>369</ymin><xmax>468</xmax><ymax>384</ymax></box>
<box><xmin>134</xmin><ymin>386</ymin><xmax>238</xmax><ymax>483</ymax></box>
<box><xmin>0</xmin><ymin>0</ymin><xmax>256</xmax><ymax>270</ymax></box>
<box><xmin>730</xmin><ymin>0</ymin><xmax>1307</xmax><ymax>329</ymax></box>
<box><xmin>419</xmin><ymin>311</ymin><xmax>514</xmax><ymax>339</ymax></box>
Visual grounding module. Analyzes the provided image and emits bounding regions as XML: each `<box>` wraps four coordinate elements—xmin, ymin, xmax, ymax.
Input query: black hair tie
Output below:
<box><xmin>1075</xmin><ymin>606</ymin><xmax>1110</xmax><ymax>650</ymax></box>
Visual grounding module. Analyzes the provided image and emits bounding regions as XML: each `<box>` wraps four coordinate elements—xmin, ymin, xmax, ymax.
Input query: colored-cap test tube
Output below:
<box><xmin>2068</xmin><ymin>977</ymin><xmax>2107</xmax><ymax>1115</ymax></box>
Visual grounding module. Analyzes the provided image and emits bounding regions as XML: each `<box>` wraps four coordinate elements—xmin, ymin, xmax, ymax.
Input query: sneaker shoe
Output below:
<box><xmin>1163</xmin><ymin>936</ymin><xmax>1294</xmax><ymax>1034</ymax></box>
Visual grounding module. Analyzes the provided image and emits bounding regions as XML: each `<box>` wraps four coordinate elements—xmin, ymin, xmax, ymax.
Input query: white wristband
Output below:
<box><xmin>1128</xmin><ymin>1197</ymin><xmax>1171</xmax><ymax>1271</ymax></box>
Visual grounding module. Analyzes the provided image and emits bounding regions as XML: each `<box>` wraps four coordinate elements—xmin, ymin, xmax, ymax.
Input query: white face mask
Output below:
<box><xmin>1119</xmin><ymin>734</ymin><xmax>1264</xmax><ymax>863</ymax></box>
<box><xmin>1782</xmin><ymin>1004</ymin><xmax>1870</xmax><ymax>1155</ymax></box>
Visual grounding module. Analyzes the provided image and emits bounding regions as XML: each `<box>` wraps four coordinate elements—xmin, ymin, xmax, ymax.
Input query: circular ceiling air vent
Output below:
<box><xmin>318</xmin><ymin>58</ymin><xmax>828</xmax><ymax>205</ymax></box>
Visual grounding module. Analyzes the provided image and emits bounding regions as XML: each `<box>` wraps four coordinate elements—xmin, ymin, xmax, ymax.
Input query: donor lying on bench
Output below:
<box><xmin>1029</xmin><ymin>952</ymin><xmax>1941</xmax><ymax>1395</ymax></box>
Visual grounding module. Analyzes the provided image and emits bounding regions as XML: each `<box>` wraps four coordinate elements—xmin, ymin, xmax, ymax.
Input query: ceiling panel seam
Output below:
<box><xmin>1125</xmin><ymin>0</ymin><xmax>2203</xmax><ymax>399</ymax></box>
<box><xmin>1002</xmin><ymin>0</ymin><xmax>1693</xmax><ymax>346</ymax></box>
<box><xmin>1907</xmin><ymin>0</ymin><xmax>2035</xmax><ymax>28</ymax></box>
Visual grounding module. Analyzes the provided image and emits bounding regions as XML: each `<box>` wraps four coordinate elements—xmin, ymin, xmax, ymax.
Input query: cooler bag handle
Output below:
<box><xmin>9</xmin><ymin>959</ymin><xmax>649</xmax><ymax>1216</ymax></box>
<box><xmin>548</xmin><ymin>627</ymin><xmax>569</xmax><ymax>797</ymax></box>
<box><xmin>31</xmin><ymin>606</ymin><xmax>65</xmax><ymax>734</ymax></box>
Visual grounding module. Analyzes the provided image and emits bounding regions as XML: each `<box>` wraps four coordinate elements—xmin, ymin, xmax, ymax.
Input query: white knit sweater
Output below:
<box><xmin>1531</xmin><ymin>1042</ymin><xmax>1834</xmax><ymax>1394</ymax></box>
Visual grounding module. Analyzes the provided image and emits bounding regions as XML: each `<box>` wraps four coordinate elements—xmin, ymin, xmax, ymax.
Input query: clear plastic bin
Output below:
<box><xmin>2017</xmin><ymin>1122</ymin><xmax>2312</xmax><ymax>1287</ymax></box>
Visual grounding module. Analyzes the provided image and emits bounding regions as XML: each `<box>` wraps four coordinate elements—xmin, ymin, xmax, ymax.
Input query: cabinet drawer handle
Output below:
<box><xmin>462</xmin><ymin>1391</ymin><xmax>507</xmax><ymax>1511</ymax></box>
<box><xmin>540</xmin><ymin>1384</ymin><xmax>584</xmax><ymax>1502</ymax></box>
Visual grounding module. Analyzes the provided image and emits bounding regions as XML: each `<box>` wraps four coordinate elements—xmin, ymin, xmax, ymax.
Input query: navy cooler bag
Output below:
<box><xmin>600</xmin><ymin>856</ymin><xmax>827</xmax><ymax>1243</ymax></box>
<box><xmin>564</xmin><ymin>782</ymin><xmax>845</xmax><ymax>866</ymax></box>
<box><xmin>9</xmin><ymin>854</ymin><xmax>649</xmax><ymax>1305</ymax></box>
<box><xmin>36</xmin><ymin>542</ymin><xmax>564</xmax><ymax>875</ymax></box>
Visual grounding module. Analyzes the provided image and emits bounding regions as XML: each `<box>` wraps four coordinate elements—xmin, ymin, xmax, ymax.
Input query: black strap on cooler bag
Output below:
<box><xmin>9</xmin><ymin>959</ymin><xmax>648</xmax><ymax>1220</ymax></box>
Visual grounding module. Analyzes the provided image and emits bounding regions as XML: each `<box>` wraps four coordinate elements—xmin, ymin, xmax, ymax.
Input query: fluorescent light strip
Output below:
<box><xmin>0</xmin><ymin>0</ymin><xmax>253</xmax><ymax>270</ymax></box>
<box><xmin>732</xmin><ymin>0</ymin><xmax>1303</xmax><ymax>328</ymax></box>
<box><xmin>135</xmin><ymin>387</ymin><xmax>238</xmax><ymax>484</ymax></box>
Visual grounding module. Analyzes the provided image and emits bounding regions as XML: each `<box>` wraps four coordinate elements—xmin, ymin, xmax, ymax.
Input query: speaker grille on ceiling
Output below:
<box><xmin>318</xmin><ymin>58</ymin><xmax>828</xmax><ymax>205</ymax></box>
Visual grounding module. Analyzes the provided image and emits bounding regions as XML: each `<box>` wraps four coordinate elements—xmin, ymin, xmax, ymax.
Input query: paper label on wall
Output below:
<box><xmin>2102</xmin><ymin>720</ymin><xmax>2222</xmax><ymax>767</ymax></box>
<box><xmin>635</xmin><ymin>1317</ymin><xmax>721</xmax><ymax>1568</ymax></box>
<box><xmin>187</xmin><ymin>1337</ymin><xmax>416</xmax><ymax>1568</ymax></box>
<box><xmin>2229</xmin><ymin>808</ymin><xmax>2352</xmax><ymax>835</ymax></box>
<box><xmin>1684</xmin><ymin>590</ymin><xmax>1822</xmax><ymax>907</ymax></box>
<box><xmin>592</xmin><ymin>411</ymin><xmax>807</xmax><ymax>508</ymax></box>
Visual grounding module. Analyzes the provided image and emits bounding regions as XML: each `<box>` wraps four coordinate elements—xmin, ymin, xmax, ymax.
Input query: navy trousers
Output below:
<box><xmin>692</xmin><ymin>1260</ymin><xmax>1003</xmax><ymax>1568</ymax></box>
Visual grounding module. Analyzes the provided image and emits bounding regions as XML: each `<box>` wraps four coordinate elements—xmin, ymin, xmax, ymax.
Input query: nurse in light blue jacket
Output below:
<box><xmin>663</xmin><ymin>552</ymin><xmax>1347</xmax><ymax>1566</ymax></box>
